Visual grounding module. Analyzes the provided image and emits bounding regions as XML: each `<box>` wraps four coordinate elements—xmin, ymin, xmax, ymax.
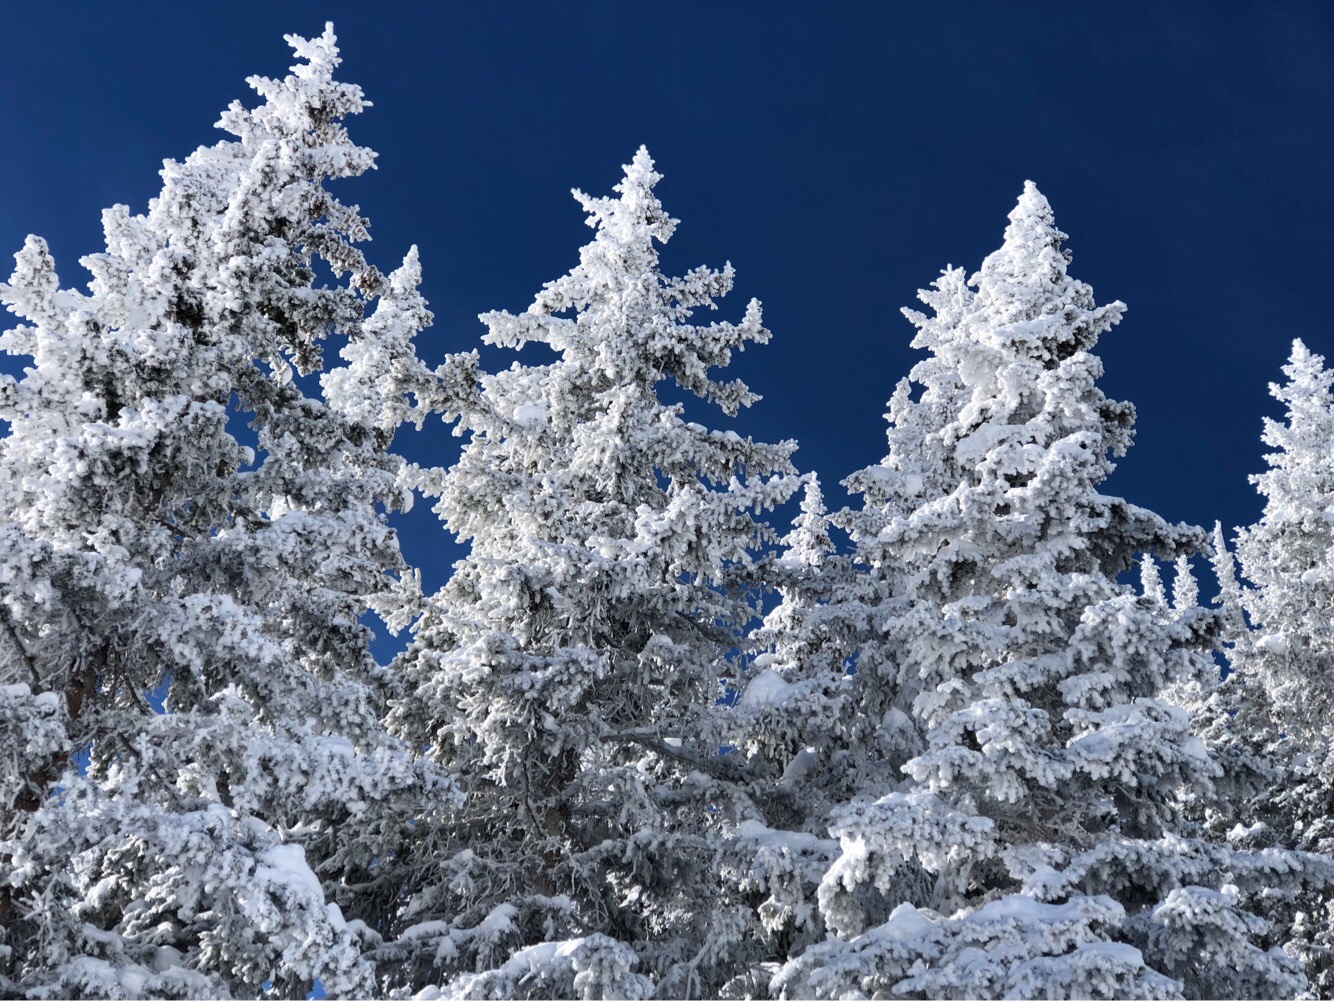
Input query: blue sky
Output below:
<box><xmin>2</xmin><ymin>2</ymin><xmax>1331</xmax><ymax>625</ymax></box>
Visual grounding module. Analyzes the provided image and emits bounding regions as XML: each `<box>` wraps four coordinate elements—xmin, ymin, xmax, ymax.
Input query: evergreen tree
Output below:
<box><xmin>1175</xmin><ymin>527</ymin><xmax>1284</xmax><ymax>836</ymax></box>
<box><xmin>774</xmin><ymin>184</ymin><xmax>1327</xmax><ymax>1000</ymax></box>
<box><xmin>730</xmin><ymin>476</ymin><xmax>867</xmax><ymax>838</ymax></box>
<box><xmin>0</xmin><ymin>26</ymin><xmax>442</xmax><ymax>997</ymax></box>
<box><xmin>717</xmin><ymin>372</ymin><xmax>961</xmax><ymax>991</ymax></box>
<box><xmin>1185</xmin><ymin>565</ymin><xmax>1334</xmax><ymax>999</ymax></box>
<box><xmin>713</xmin><ymin>476</ymin><xmax>868</xmax><ymax>996</ymax></box>
<box><xmin>1206</xmin><ymin>341</ymin><xmax>1334</xmax><ymax>995</ymax></box>
<box><xmin>1235</xmin><ymin>339</ymin><xmax>1334</xmax><ymax>742</ymax></box>
<box><xmin>380</xmin><ymin>148</ymin><xmax>798</xmax><ymax>998</ymax></box>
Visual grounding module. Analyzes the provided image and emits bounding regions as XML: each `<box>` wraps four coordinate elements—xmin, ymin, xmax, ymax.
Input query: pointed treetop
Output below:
<box><xmin>572</xmin><ymin>145</ymin><xmax>678</xmax><ymax>247</ymax></box>
<box><xmin>1210</xmin><ymin>522</ymin><xmax>1240</xmax><ymax>597</ymax></box>
<box><xmin>0</xmin><ymin>236</ymin><xmax>63</xmax><ymax>330</ymax></box>
<box><xmin>220</xmin><ymin>20</ymin><xmax>371</xmax><ymax>168</ymax></box>
<box><xmin>1172</xmin><ymin>556</ymin><xmax>1200</xmax><ymax>611</ymax></box>
<box><xmin>956</xmin><ymin>180</ymin><xmax>1128</xmax><ymax>361</ymax></box>
<box><xmin>390</xmin><ymin>244</ymin><xmax>423</xmax><ymax>294</ymax></box>
<box><xmin>506</xmin><ymin>148</ymin><xmax>766</xmax><ymax>419</ymax></box>
<box><xmin>1011</xmin><ymin>179</ymin><xmax>1059</xmax><ymax>231</ymax></box>
<box><xmin>798</xmin><ymin>472</ymin><xmax>825</xmax><ymax>517</ymax></box>
<box><xmin>286</xmin><ymin>22</ymin><xmax>342</xmax><ymax>79</ymax></box>
<box><xmin>1209</xmin><ymin>521</ymin><xmax>1248</xmax><ymax>639</ymax></box>
<box><xmin>979</xmin><ymin>180</ymin><xmax>1070</xmax><ymax>286</ymax></box>
<box><xmin>782</xmin><ymin>472</ymin><xmax>835</xmax><ymax>567</ymax></box>
<box><xmin>619</xmin><ymin>145</ymin><xmax>662</xmax><ymax>199</ymax></box>
<box><xmin>1140</xmin><ymin>555</ymin><xmax>1167</xmax><ymax>605</ymax></box>
<box><xmin>1274</xmin><ymin>337</ymin><xmax>1332</xmax><ymax>403</ymax></box>
<box><xmin>1260</xmin><ymin>338</ymin><xmax>1334</xmax><ymax>470</ymax></box>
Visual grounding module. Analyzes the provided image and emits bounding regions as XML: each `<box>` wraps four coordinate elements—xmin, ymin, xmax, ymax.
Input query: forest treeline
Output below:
<box><xmin>1</xmin><ymin>26</ymin><xmax>1332</xmax><ymax>1001</ymax></box>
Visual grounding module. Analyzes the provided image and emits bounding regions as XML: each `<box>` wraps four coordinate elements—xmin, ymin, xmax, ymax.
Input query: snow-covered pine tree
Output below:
<box><xmin>774</xmin><ymin>183</ymin><xmax>1328</xmax><ymax>1000</ymax></box>
<box><xmin>717</xmin><ymin>376</ymin><xmax>965</xmax><ymax>993</ymax></box>
<box><xmin>717</xmin><ymin>297</ymin><xmax>980</xmax><ymax>986</ymax></box>
<box><xmin>380</xmin><ymin>147</ymin><xmax>799</xmax><ymax>998</ymax></box>
<box><xmin>1211</xmin><ymin>340</ymin><xmax>1334</xmax><ymax>994</ymax></box>
<box><xmin>1174</xmin><ymin>527</ymin><xmax>1285</xmax><ymax>837</ymax></box>
<box><xmin>1180</xmin><ymin>541</ymin><xmax>1334</xmax><ymax>999</ymax></box>
<box><xmin>1235</xmin><ymin>339</ymin><xmax>1334</xmax><ymax>743</ymax></box>
<box><xmin>0</xmin><ymin>26</ymin><xmax>446</xmax><ymax>998</ymax></box>
<box><xmin>722</xmin><ymin>300</ymin><xmax>990</xmax><ymax>987</ymax></box>
<box><xmin>713</xmin><ymin>476</ymin><xmax>865</xmax><ymax>995</ymax></box>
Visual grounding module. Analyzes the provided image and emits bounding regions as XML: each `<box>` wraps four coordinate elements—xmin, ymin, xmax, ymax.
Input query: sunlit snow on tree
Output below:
<box><xmin>772</xmin><ymin>183</ymin><xmax>1329</xmax><ymax>1001</ymax></box>
<box><xmin>378</xmin><ymin>147</ymin><xmax>798</xmax><ymax>998</ymax></box>
<box><xmin>0</xmin><ymin>25</ymin><xmax>448</xmax><ymax>998</ymax></box>
<box><xmin>2</xmin><ymin>23</ymin><xmax>1333</xmax><ymax>1001</ymax></box>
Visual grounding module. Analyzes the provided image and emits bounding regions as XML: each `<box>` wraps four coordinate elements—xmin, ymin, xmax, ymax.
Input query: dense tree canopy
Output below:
<box><xmin>1</xmin><ymin>24</ymin><xmax>1331</xmax><ymax>1001</ymax></box>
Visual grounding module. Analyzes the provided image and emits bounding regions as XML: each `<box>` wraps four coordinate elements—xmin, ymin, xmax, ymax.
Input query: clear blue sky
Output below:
<box><xmin>2</xmin><ymin>2</ymin><xmax>1331</xmax><ymax>630</ymax></box>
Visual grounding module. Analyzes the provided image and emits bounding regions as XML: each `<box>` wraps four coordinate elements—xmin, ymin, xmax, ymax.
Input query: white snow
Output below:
<box><xmin>32</xmin><ymin>690</ymin><xmax>60</xmax><ymax>712</ymax></box>
<box><xmin>735</xmin><ymin>819</ymin><xmax>834</xmax><ymax>855</ymax></box>
<box><xmin>740</xmin><ymin>668</ymin><xmax>795</xmax><ymax>707</ymax></box>
<box><xmin>778</xmin><ymin>747</ymin><xmax>818</xmax><ymax>788</ymax></box>
<box><xmin>256</xmin><ymin>843</ymin><xmax>323</xmax><ymax>900</ymax></box>
<box><xmin>513</xmin><ymin>402</ymin><xmax>547</xmax><ymax>426</ymax></box>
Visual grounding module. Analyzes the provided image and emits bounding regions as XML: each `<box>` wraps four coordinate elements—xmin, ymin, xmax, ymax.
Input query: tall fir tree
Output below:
<box><xmin>774</xmin><ymin>184</ymin><xmax>1329</xmax><ymax>1000</ymax></box>
<box><xmin>716</xmin><ymin>377</ymin><xmax>959</xmax><ymax>992</ymax></box>
<box><xmin>1174</xmin><ymin>527</ymin><xmax>1285</xmax><ymax>841</ymax></box>
<box><xmin>0</xmin><ymin>26</ymin><xmax>445</xmax><ymax>998</ymax></box>
<box><xmin>713</xmin><ymin>476</ymin><xmax>871</xmax><ymax>995</ymax></box>
<box><xmin>717</xmin><ymin>291</ymin><xmax>986</xmax><ymax>978</ymax></box>
<box><xmin>1204</xmin><ymin>341</ymin><xmax>1334</xmax><ymax>995</ymax></box>
<box><xmin>1235</xmin><ymin>339</ymin><xmax>1334</xmax><ymax>742</ymax></box>
<box><xmin>380</xmin><ymin>148</ymin><xmax>798</xmax><ymax>998</ymax></box>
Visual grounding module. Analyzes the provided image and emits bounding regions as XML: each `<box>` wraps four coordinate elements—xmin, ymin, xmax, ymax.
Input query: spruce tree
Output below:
<box><xmin>719</xmin><ymin>303</ymin><xmax>979</xmax><ymax>984</ymax></box>
<box><xmin>713</xmin><ymin>476</ymin><xmax>869</xmax><ymax>995</ymax></box>
<box><xmin>1176</xmin><ymin>527</ymin><xmax>1285</xmax><ymax>837</ymax></box>
<box><xmin>717</xmin><ymin>383</ymin><xmax>953</xmax><ymax>991</ymax></box>
<box><xmin>381</xmin><ymin>148</ymin><xmax>798</xmax><ymax>998</ymax></box>
<box><xmin>774</xmin><ymin>184</ymin><xmax>1327</xmax><ymax>1000</ymax></box>
<box><xmin>1235</xmin><ymin>339</ymin><xmax>1334</xmax><ymax>742</ymax></box>
<box><xmin>729</xmin><ymin>476</ymin><xmax>871</xmax><ymax>838</ymax></box>
<box><xmin>0</xmin><ymin>26</ymin><xmax>441</xmax><ymax>997</ymax></box>
<box><xmin>1209</xmin><ymin>341</ymin><xmax>1334</xmax><ymax>995</ymax></box>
